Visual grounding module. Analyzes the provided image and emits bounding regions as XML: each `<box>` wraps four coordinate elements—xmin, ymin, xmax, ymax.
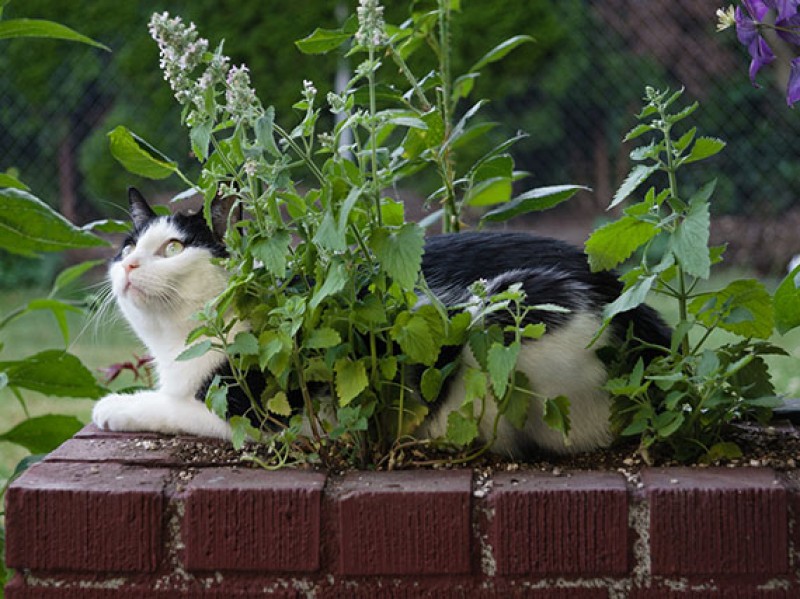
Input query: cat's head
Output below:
<box><xmin>110</xmin><ymin>188</ymin><xmax>230</xmax><ymax>315</ymax></box>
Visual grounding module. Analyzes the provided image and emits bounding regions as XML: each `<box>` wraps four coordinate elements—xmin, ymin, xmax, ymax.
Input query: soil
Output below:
<box><xmin>164</xmin><ymin>418</ymin><xmax>800</xmax><ymax>479</ymax></box>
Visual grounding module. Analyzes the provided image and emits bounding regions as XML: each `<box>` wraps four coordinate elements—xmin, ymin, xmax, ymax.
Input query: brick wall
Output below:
<box><xmin>4</xmin><ymin>425</ymin><xmax>799</xmax><ymax>598</ymax></box>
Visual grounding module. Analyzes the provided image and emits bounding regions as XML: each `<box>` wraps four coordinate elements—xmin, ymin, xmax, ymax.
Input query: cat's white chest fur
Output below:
<box><xmin>92</xmin><ymin>218</ymin><xmax>234</xmax><ymax>439</ymax></box>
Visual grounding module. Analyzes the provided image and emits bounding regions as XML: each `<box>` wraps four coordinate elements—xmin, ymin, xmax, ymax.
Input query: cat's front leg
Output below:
<box><xmin>92</xmin><ymin>390</ymin><xmax>232</xmax><ymax>440</ymax></box>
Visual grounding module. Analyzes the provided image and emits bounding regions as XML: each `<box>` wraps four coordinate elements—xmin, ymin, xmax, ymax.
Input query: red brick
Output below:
<box><xmin>488</xmin><ymin>471</ymin><xmax>629</xmax><ymax>576</ymax></box>
<box><xmin>5</xmin><ymin>462</ymin><xmax>167</xmax><ymax>572</ymax></box>
<box><xmin>335</xmin><ymin>470</ymin><xmax>472</xmax><ymax>575</ymax></box>
<box><xmin>4</xmin><ymin>575</ymin><xmax>186</xmax><ymax>599</ymax></box>
<box><xmin>642</xmin><ymin>467</ymin><xmax>788</xmax><ymax>576</ymax></box>
<box><xmin>316</xmin><ymin>581</ymin><xmax>606</xmax><ymax>599</ymax></box>
<box><xmin>182</xmin><ymin>467</ymin><xmax>326</xmax><ymax>572</ymax></box>
<box><xmin>44</xmin><ymin>436</ymin><xmax>185</xmax><ymax>466</ymax></box>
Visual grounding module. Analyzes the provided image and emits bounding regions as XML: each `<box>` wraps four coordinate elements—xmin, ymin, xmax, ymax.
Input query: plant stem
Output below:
<box><xmin>367</xmin><ymin>47</ymin><xmax>383</xmax><ymax>227</ymax></box>
<box><xmin>436</xmin><ymin>0</ymin><xmax>459</xmax><ymax>233</ymax></box>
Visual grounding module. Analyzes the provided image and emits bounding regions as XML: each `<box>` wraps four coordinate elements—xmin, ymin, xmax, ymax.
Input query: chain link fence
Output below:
<box><xmin>2</xmin><ymin>1</ymin><xmax>799</xmax><ymax>276</ymax></box>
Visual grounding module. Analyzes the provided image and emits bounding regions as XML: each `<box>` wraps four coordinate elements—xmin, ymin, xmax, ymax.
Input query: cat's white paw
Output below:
<box><xmin>92</xmin><ymin>390</ymin><xmax>232</xmax><ymax>439</ymax></box>
<box><xmin>92</xmin><ymin>392</ymin><xmax>161</xmax><ymax>434</ymax></box>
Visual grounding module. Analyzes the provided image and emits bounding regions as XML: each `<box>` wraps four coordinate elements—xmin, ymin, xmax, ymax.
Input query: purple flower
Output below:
<box><xmin>735</xmin><ymin>0</ymin><xmax>800</xmax><ymax>105</ymax></box>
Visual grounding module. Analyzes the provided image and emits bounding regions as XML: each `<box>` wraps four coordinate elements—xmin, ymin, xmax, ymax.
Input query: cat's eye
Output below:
<box><xmin>119</xmin><ymin>243</ymin><xmax>134</xmax><ymax>259</ymax></box>
<box><xmin>162</xmin><ymin>239</ymin><xmax>185</xmax><ymax>258</ymax></box>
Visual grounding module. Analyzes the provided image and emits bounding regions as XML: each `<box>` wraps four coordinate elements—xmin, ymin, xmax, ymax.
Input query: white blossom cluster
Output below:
<box><xmin>355</xmin><ymin>0</ymin><xmax>387</xmax><ymax>48</ymax></box>
<box><xmin>148</xmin><ymin>12</ymin><xmax>262</xmax><ymax>126</ymax></box>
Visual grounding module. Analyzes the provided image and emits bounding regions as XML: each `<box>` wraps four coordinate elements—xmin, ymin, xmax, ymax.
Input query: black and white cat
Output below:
<box><xmin>92</xmin><ymin>188</ymin><xmax>671</xmax><ymax>456</ymax></box>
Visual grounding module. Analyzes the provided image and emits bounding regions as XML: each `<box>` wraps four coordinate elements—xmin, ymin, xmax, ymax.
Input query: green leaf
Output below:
<box><xmin>543</xmin><ymin>395</ymin><xmax>571</xmax><ymax>437</ymax></box>
<box><xmin>603</xmin><ymin>275</ymin><xmax>657</xmax><ymax>321</ymax></box>
<box><xmin>487</xmin><ymin>341</ymin><xmax>520</xmax><ymax>399</ymax></box>
<box><xmin>369</xmin><ymin>224</ymin><xmax>425</xmax><ymax>290</ymax></box>
<box><xmin>205</xmin><ymin>377</ymin><xmax>228</xmax><ymax>419</ymax></box>
<box><xmin>481</xmin><ymin>185</ymin><xmax>588</xmax><ymax>223</ymax></box>
<box><xmin>190</xmin><ymin>120</ymin><xmax>213</xmax><ymax>162</ymax></box>
<box><xmin>446</xmin><ymin>411</ymin><xmax>479</xmax><ymax>446</ymax></box>
<box><xmin>671</xmin><ymin>194</ymin><xmax>711</xmax><ymax>279</ymax></box>
<box><xmin>585</xmin><ymin>216</ymin><xmax>660</xmax><ymax>272</ymax></box>
<box><xmin>654</xmin><ymin>411</ymin><xmax>685</xmax><ymax>438</ymax></box>
<box><xmin>267</xmin><ymin>391</ymin><xmax>292</xmax><ymax>417</ymax></box>
<box><xmin>689</xmin><ymin>279</ymin><xmax>773</xmax><ymax>339</ymax></box>
<box><xmin>682</xmin><ymin>137</ymin><xmax>726</xmax><ymax>165</ymax></box>
<box><xmin>390</xmin><ymin>306</ymin><xmax>444</xmax><ymax>366</ymax></box>
<box><xmin>176</xmin><ymin>340</ymin><xmax>213</xmax><ymax>361</ymax></box>
<box><xmin>0</xmin><ymin>172</ymin><xmax>29</xmax><ymax>190</ymax></box>
<box><xmin>255</xmin><ymin>107</ymin><xmax>281</xmax><ymax>157</ymax></box>
<box><xmin>464</xmin><ymin>177</ymin><xmax>512</xmax><ymax>207</ymax></box>
<box><xmin>81</xmin><ymin>219</ymin><xmax>131</xmax><ymax>234</ymax></box>
<box><xmin>51</xmin><ymin>260</ymin><xmax>104</xmax><ymax>295</ymax></box>
<box><xmin>469</xmin><ymin>34</ymin><xmax>534</xmax><ymax>73</ymax></box>
<box><xmin>0</xmin><ymin>350</ymin><xmax>105</xmax><ymax>398</ymax></box>
<box><xmin>295</xmin><ymin>22</ymin><xmax>354</xmax><ymax>54</ymax></box>
<box><xmin>310</xmin><ymin>259</ymin><xmax>348</xmax><ymax>309</ymax></box>
<box><xmin>251</xmin><ymin>230</ymin><xmax>291</xmax><ymax>278</ymax></box>
<box><xmin>609</xmin><ymin>164</ymin><xmax>659</xmax><ymax>210</ymax></box>
<box><xmin>0</xmin><ymin>188</ymin><xmax>108</xmax><ymax>256</ymax></box>
<box><xmin>0</xmin><ymin>18</ymin><xmax>110</xmax><ymax>50</ymax></box>
<box><xmin>304</xmin><ymin>327</ymin><xmax>341</xmax><ymax>350</ymax></box>
<box><xmin>108</xmin><ymin>126</ymin><xmax>178</xmax><ymax>180</ymax></box>
<box><xmin>774</xmin><ymin>265</ymin><xmax>800</xmax><ymax>335</ymax></box>
<box><xmin>421</xmin><ymin>367</ymin><xmax>443</xmax><ymax>403</ymax></box>
<box><xmin>702</xmin><ymin>441</ymin><xmax>743</xmax><ymax>463</ymax></box>
<box><xmin>521</xmin><ymin>323</ymin><xmax>546</xmax><ymax>339</ymax></box>
<box><xmin>0</xmin><ymin>415</ymin><xmax>84</xmax><ymax>454</ymax></box>
<box><xmin>623</xmin><ymin>123</ymin><xmax>654</xmax><ymax>142</ymax></box>
<box><xmin>504</xmin><ymin>371</ymin><xmax>531</xmax><ymax>429</ymax></box>
<box><xmin>228</xmin><ymin>332</ymin><xmax>259</xmax><ymax>356</ymax></box>
<box><xmin>334</xmin><ymin>358</ymin><xmax>368</xmax><ymax>406</ymax></box>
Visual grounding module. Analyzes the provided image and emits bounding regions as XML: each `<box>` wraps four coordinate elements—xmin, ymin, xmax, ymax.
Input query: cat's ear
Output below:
<box><xmin>209</xmin><ymin>194</ymin><xmax>240</xmax><ymax>241</ymax></box>
<box><xmin>128</xmin><ymin>188</ymin><xmax>157</xmax><ymax>230</ymax></box>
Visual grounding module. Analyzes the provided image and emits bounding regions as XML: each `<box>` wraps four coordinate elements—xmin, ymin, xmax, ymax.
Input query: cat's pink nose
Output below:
<box><xmin>124</xmin><ymin>261</ymin><xmax>140</xmax><ymax>273</ymax></box>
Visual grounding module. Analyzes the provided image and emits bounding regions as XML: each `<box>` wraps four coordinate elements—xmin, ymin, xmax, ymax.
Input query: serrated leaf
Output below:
<box><xmin>108</xmin><ymin>126</ymin><xmax>178</xmax><ymax>180</ymax></box>
<box><xmin>267</xmin><ymin>391</ymin><xmax>292</xmax><ymax>416</ymax></box>
<box><xmin>682</xmin><ymin>136</ymin><xmax>726</xmax><ymax>165</ymax></box>
<box><xmin>81</xmin><ymin>219</ymin><xmax>131</xmax><ymax>234</ymax></box>
<box><xmin>334</xmin><ymin>358</ymin><xmax>368</xmax><ymax>406</ymax></box>
<box><xmin>623</xmin><ymin>123</ymin><xmax>654</xmax><ymax>142</ymax></box>
<box><xmin>543</xmin><ymin>395</ymin><xmax>571</xmax><ymax>437</ymax></box>
<box><xmin>369</xmin><ymin>224</ymin><xmax>425</xmax><ymax>290</ymax></box>
<box><xmin>0</xmin><ymin>415</ymin><xmax>84</xmax><ymax>454</ymax></box>
<box><xmin>205</xmin><ymin>377</ymin><xmax>228</xmax><ymax>419</ymax></box>
<box><xmin>390</xmin><ymin>307</ymin><xmax>443</xmax><ymax>366</ymax></box>
<box><xmin>609</xmin><ymin>164</ymin><xmax>659</xmax><ymax>210</ymax></box>
<box><xmin>487</xmin><ymin>341</ymin><xmax>520</xmax><ymax>399</ymax></box>
<box><xmin>446</xmin><ymin>411</ymin><xmax>479</xmax><ymax>446</ymax></box>
<box><xmin>469</xmin><ymin>34</ymin><xmax>534</xmax><ymax>73</ymax></box>
<box><xmin>671</xmin><ymin>195</ymin><xmax>710</xmax><ymax>279</ymax></box>
<box><xmin>304</xmin><ymin>327</ymin><xmax>341</xmax><ymax>349</ymax></box>
<box><xmin>190</xmin><ymin>120</ymin><xmax>212</xmax><ymax>161</ymax></box>
<box><xmin>481</xmin><ymin>185</ymin><xmax>588</xmax><ymax>223</ymax></box>
<box><xmin>585</xmin><ymin>216</ymin><xmax>660</xmax><ymax>272</ymax></box>
<box><xmin>521</xmin><ymin>323</ymin><xmax>546</xmax><ymax>339</ymax></box>
<box><xmin>295</xmin><ymin>22</ymin><xmax>354</xmax><ymax>54</ymax></box>
<box><xmin>228</xmin><ymin>332</ymin><xmax>259</xmax><ymax>356</ymax></box>
<box><xmin>251</xmin><ymin>230</ymin><xmax>291</xmax><ymax>278</ymax></box>
<box><xmin>0</xmin><ymin>18</ymin><xmax>109</xmax><ymax>50</ymax></box>
<box><xmin>0</xmin><ymin>350</ymin><xmax>105</xmax><ymax>398</ymax></box>
<box><xmin>774</xmin><ymin>265</ymin><xmax>800</xmax><ymax>335</ymax></box>
<box><xmin>689</xmin><ymin>279</ymin><xmax>773</xmax><ymax>339</ymax></box>
<box><xmin>0</xmin><ymin>188</ymin><xmax>108</xmax><ymax>256</ymax></box>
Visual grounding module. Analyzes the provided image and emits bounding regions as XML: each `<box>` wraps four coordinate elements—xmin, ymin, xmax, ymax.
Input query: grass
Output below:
<box><xmin>0</xmin><ymin>286</ymin><xmax>140</xmax><ymax>482</ymax></box>
<box><xmin>1</xmin><ymin>268</ymin><xmax>799</xmax><ymax>484</ymax></box>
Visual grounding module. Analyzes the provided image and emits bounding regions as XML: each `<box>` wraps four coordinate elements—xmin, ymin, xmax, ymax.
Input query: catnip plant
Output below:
<box><xmin>109</xmin><ymin>1</ymin><xmax>586</xmax><ymax>468</ymax></box>
<box><xmin>585</xmin><ymin>87</ymin><xmax>794</xmax><ymax>463</ymax></box>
